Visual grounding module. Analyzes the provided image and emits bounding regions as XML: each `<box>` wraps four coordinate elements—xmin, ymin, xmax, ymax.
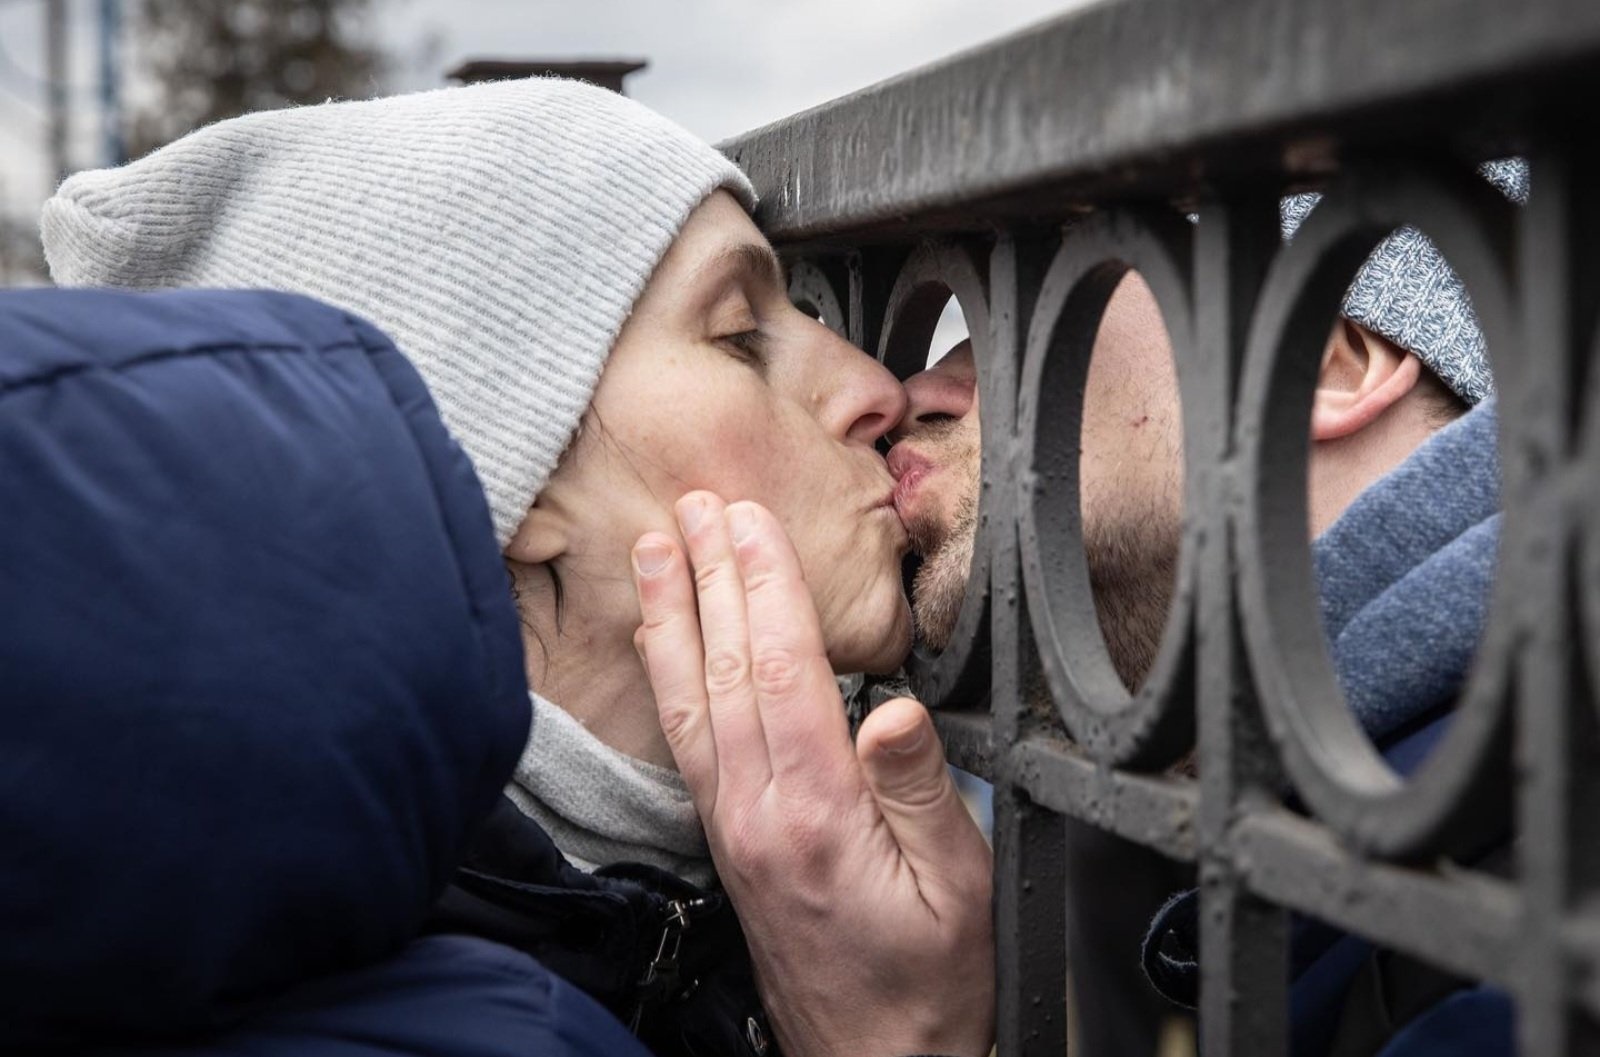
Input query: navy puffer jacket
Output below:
<box><xmin>0</xmin><ymin>288</ymin><xmax>649</xmax><ymax>1056</ymax></box>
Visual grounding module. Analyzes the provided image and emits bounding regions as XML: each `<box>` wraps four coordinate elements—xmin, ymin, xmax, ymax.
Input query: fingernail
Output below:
<box><xmin>678</xmin><ymin>495</ymin><xmax>707</xmax><ymax>535</ymax></box>
<box><xmin>634</xmin><ymin>541</ymin><xmax>671</xmax><ymax>576</ymax></box>
<box><xmin>726</xmin><ymin>504</ymin><xmax>757</xmax><ymax>545</ymax></box>
<box><xmin>881</xmin><ymin>720</ymin><xmax>926</xmax><ymax>756</ymax></box>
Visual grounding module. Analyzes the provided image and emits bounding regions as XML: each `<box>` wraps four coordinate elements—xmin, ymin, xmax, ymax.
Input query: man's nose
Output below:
<box><xmin>893</xmin><ymin>364</ymin><xmax>976</xmax><ymax>442</ymax></box>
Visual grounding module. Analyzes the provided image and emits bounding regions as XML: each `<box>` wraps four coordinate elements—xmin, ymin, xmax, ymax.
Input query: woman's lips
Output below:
<box><xmin>875</xmin><ymin>494</ymin><xmax>911</xmax><ymax>548</ymax></box>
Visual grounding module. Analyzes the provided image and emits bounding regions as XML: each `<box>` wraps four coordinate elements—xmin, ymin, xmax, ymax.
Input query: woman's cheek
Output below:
<box><xmin>810</xmin><ymin>539</ymin><xmax>884</xmax><ymax>655</ymax></box>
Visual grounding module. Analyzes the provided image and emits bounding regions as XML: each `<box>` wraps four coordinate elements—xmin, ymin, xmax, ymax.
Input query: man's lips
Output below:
<box><xmin>887</xmin><ymin>446</ymin><xmax>934</xmax><ymax>520</ymax></box>
<box><xmin>886</xmin><ymin>444</ymin><xmax>923</xmax><ymax>482</ymax></box>
<box><xmin>892</xmin><ymin>468</ymin><xmax>930</xmax><ymax>519</ymax></box>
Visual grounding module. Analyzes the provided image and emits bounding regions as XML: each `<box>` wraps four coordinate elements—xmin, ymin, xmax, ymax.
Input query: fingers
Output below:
<box><xmin>676</xmin><ymin>492</ymin><xmax>772</xmax><ymax>802</ymax></box>
<box><xmin>632</xmin><ymin>532</ymin><xmax>718</xmax><ymax>815</ymax></box>
<box><xmin>857</xmin><ymin>697</ymin><xmax>991</xmax><ymax>886</ymax></box>
<box><xmin>637</xmin><ymin>491</ymin><xmax>859</xmax><ymax>819</ymax></box>
<box><xmin>727</xmin><ymin>500</ymin><xmax>854</xmax><ymax>796</ymax></box>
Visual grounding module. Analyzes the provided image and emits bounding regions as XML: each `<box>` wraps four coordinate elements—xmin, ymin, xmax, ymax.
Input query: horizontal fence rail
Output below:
<box><xmin>721</xmin><ymin>2</ymin><xmax>1600</xmax><ymax>1054</ymax></box>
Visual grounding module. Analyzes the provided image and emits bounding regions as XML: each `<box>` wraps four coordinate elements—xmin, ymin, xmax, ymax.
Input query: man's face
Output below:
<box><xmin>888</xmin><ymin>341</ymin><xmax>981</xmax><ymax>653</ymax></box>
<box><xmin>889</xmin><ymin>273</ymin><xmax>1183</xmax><ymax>687</ymax></box>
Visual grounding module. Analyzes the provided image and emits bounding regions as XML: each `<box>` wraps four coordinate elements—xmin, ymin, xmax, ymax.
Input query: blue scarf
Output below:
<box><xmin>1314</xmin><ymin>397</ymin><xmax>1499</xmax><ymax>742</ymax></box>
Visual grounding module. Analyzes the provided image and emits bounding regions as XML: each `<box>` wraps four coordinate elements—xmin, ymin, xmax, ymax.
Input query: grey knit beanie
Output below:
<box><xmin>42</xmin><ymin>78</ymin><xmax>756</xmax><ymax>546</ymax></box>
<box><xmin>1281</xmin><ymin>158</ymin><xmax>1528</xmax><ymax>405</ymax></box>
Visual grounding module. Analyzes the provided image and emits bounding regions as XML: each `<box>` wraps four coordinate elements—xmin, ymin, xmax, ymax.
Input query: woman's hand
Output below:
<box><xmin>631</xmin><ymin>490</ymin><xmax>995</xmax><ymax>1057</ymax></box>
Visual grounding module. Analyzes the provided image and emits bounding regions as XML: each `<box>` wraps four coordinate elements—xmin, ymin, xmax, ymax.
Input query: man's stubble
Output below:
<box><xmin>1082</xmin><ymin>488</ymin><xmax>1180</xmax><ymax>692</ymax></box>
<box><xmin>906</xmin><ymin>421</ymin><xmax>980</xmax><ymax>654</ymax></box>
<box><xmin>908</xmin><ymin>426</ymin><xmax>1180</xmax><ymax>693</ymax></box>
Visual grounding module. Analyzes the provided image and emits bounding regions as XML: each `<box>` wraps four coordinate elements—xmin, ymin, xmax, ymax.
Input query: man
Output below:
<box><xmin>881</xmin><ymin>161</ymin><xmax>1524</xmax><ymax>1057</ymax></box>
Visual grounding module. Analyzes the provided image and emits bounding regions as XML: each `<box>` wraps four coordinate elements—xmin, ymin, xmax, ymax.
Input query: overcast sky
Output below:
<box><xmin>0</xmin><ymin>0</ymin><xmax>1095</xmax><ymax>226</ymax></box>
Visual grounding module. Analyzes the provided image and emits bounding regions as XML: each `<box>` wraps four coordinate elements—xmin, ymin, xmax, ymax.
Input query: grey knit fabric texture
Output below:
<box><xmin>1280</xmin><ymin>158</ymin><xmax>1528</xmax><ymax>405</ymax></box>
<box><xmin>42</xmin><ymin>78</ymin><xmax>757</xmax><ymax>546</ymax></box>
<box><xmin>508</xmin><ymin>693</ymin><xmax>713</xmax><ymax>887</ymax></box>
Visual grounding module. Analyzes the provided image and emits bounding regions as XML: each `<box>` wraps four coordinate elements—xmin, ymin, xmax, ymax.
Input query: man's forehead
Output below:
<box><xmin>925</xmin><ymin>339</ymin><xmax>976</xmax><ymax>376</ymax></box>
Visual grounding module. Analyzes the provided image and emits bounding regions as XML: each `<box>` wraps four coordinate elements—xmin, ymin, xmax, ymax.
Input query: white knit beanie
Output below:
<box><xmin>42</xmin><ymin>78</ymin><xmax>756</xmax><ymax>546</ymax></box>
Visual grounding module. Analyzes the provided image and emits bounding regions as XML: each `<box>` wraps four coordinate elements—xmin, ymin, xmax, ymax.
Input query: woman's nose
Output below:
<box><xmin>842</xmin><ymin>352</ymin><xmax>910</xmax><ymax>446</ymax></box>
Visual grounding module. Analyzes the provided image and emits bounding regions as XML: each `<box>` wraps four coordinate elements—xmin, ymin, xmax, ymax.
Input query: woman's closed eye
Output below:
<box><xmin>718</xmin><ymin>328</ymin><xmax>769</xmax><ymax>368</ymax></box>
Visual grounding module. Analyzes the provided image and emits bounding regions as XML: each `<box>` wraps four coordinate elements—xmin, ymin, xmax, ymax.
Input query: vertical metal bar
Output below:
<box><xmin>98</xmin><ymin>0</ymin><xmax>123</xmax><ymax>167</ymax></box>
<box><xmin>45</xmin><ymin>0</ymin><xmax>70</xmax><ymax>186</ymax></box>
<box><xmin>1193</xmin><ymin>197</ymin><xmax>1290</xmax><ymax>1056</ymax></box>
<box><xmin>847</xmin><ymin>252</ymin><xmax>867</xmax><ymax>353</ymax></box>
<box><xmin>987</xmin><ymin>230</ymin><xmax>1044</xmax><ymax>744</ymax></box>
<box><xmin>993</xmin><ymin>790</ymin><xmax>1068</xmax><ymax>1057</ymax></box>
<box><xmin>1513</xmin><ymin>144</ymin><xmax>1600</xmax><ymax>1057</ymax></box>
<box><xmin>990</xmin><ymin>229</ymin><xmax>1068</xmax><ymax>1057</ymax></box>
<box><xmin>848</xmin><ymin>248</ymin><xmax>905</xmax><ymax>361</ymax></box>
<box><xmin>1563</xmin><ymin>138</ymin><xmax>1600</xmax><ymax>1057</ymax></box>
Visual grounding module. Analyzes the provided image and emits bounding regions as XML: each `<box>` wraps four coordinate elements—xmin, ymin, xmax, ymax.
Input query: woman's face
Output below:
<box><xmin>517</xmin><ymin>190</ymin><xmax>913</xmax><ymax>674</ymax></box>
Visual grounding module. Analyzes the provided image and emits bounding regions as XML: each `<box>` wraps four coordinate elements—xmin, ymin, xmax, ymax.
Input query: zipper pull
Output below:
<box><xmin>628</xmin><ymin>897</ymin><xmax>711</xmax><ymax>1032</ymax></box>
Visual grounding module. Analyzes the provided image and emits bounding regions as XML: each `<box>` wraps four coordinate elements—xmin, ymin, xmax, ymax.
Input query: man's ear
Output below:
<box><xmin>1311</xmin><ymin>320</ymin><xmax>1423</xmax><ymax>441</ymax></box>
<box><xmin>503</xmin><ymin>502</ymin><xmax>570</xmax><ymax>565</ymax></box>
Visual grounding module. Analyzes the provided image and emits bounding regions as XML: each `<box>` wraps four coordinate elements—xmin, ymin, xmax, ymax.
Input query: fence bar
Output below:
<box><xmin>722</xmin><ymin>0</ymin><xmax>1600</xmax><ymax>243</ymax></box>
<box><xmin>1009</xmin><ymin>737</ymin><xmax>1196</xmax><ymax>862</ymax></box>
<box><xmin>933</xmin><ymin>710</ymin><xmax>995</xmax><ymax>779</ymax></box>
<box><xmin>1191</xmin><ymin>197</ymin><xmax>1290</xmax><ymax>1056</ymax></box>
<box><xmin>1232</xmin><ymin>808</ymin><xmax>1519</xmax><ymax>983</ymax></box>
<box><xmin>985</xmin><ymin>230</ymin><xmax>1071</xmax><ymax>1057</ymax></box>
<box><xmin>1509</xmin><ymin>143</ymin><xmax>1600</xmax><ymax>1057</ymax></box>
<box><xmin>743</xmin><ymin>3</ymin><xmax>1600</xmax><ymax>1053</ymax></box>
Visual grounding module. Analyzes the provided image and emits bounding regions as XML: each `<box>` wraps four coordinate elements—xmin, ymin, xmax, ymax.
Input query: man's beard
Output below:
<box><xmin>1083</xmin><ymin>508</ymin><xmax>1179</xmax><ymax>692</ymax></box>
<box><xmin>905</xmin><ymin>429</ymin><xmax>1178</xmax><ymax>690</ymax></box>
<box><xmin>909</xmin><ymin>487</ymin><xmax>978</xmax><ymax>653</ymax></box>
<box><xmin>905</xmin><ymin>422</ymin><xmax>980</xmax><ymax>653</ymax></box>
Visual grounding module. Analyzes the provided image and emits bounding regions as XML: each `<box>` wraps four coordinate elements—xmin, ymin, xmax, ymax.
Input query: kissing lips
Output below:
<box><xmin>892</xmin><ymin>466</ymin><xmax>930</xmax><ymax>520</ymax></box>
<box><xmin>887</xmin><ymin>446</ymin><xmax>935</xmax><ymax>522</ymax></box>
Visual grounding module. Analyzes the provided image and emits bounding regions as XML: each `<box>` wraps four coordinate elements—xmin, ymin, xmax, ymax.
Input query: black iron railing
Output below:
<box><xmin>721</xmin><ymin>1</ymin><xmax>1600</xmax><ymax>1053</ymax></box>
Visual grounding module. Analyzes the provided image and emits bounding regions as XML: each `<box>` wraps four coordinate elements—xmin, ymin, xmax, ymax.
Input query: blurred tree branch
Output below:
<box><xmin>129</xmin><ymin>0</ymin><xmax>391</xmax><ymax>157</ymax></box>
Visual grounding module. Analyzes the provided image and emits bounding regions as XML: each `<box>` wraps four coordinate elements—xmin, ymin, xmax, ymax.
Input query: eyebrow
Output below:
<box><xmin>700</xmin><ymin>242</ymin><xmax>786</xmax><ymax>294</ymax></box>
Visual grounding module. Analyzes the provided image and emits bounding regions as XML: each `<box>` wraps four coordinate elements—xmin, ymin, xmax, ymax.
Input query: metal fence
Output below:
<box><xmin>721</xmin><ymin>1</ymin><xmax>1600</xmax><ymax>1053</ymax></box>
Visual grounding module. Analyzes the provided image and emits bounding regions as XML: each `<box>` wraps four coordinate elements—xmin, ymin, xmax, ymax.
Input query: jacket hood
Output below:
<box><xmin>0</xmin><ymin>289</ymin><xmax>529</xmax><ymax>1047</ymax></box>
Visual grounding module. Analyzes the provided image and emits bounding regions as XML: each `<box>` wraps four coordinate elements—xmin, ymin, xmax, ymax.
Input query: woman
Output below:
<box><xmin>41</xmin><ymin>78</ymin><xmax>973</xmax><ymax>1056</ymax></box>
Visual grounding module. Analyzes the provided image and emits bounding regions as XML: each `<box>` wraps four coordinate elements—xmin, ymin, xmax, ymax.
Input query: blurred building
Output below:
<box><xmin>446</xmin><ymin>59</ymin><xmax>646</xmax><ymax>95</ymax></box>
<box><xmin>0</xmin><ymin>200</ymin><xmax>48</xmax><ymax>287</ymax></box>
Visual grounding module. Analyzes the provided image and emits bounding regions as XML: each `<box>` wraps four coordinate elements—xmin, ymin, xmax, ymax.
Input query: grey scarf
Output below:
<box><xmin>506</xmin><ymin>693</ymin><xmax>715</xmax><ymax>888</ymax></box>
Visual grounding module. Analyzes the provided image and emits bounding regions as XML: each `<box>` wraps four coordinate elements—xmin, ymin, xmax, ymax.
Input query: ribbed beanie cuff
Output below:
<box><xmin>43</xmin><ymin>78</ymin><xmax>756</xmax><ymax>546</ymax></box>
